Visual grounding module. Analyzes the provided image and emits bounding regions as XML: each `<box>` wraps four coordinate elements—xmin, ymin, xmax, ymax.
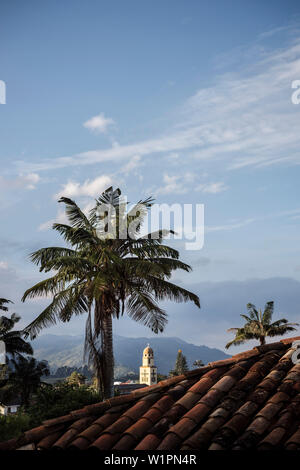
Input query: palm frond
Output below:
<box><xmin>58</xmin><ymin>197</ymin><xmax>92</xmax><ymax>230</ymax></box>
<box><xmin>29</xmin><ymin>247</ymin><xmax>77</xmax><ymax>270</ymax></box>
<box><xmin>225</xmin><ymin>335</ymin><xmax>247</xmax><ymax>349</ymax></box>
<box><xmin>145</xmin><ymin>276</ymin><xmax>200</xmax><ymax>308</ymax></box>
<box><xmin>240</xmin><ymin>314</ymin><xmax>252</xmax><ymax>323</ymax></box>
<box><xmin>0</xmin><ymin>299</ymin><xmax>12</xmax><ymax>312</ymax></box>
<box><xmin>126</xmin><ymin>290</ymin><xmax>167</xmax><ymax>333</ymax></box>
<box><xmin>23</xmin><ymin>285</ymin><xmax>88</xmax><ymax>339</ymax></box>
<box><xmin>4</xmin><ymin>333</ymin><xmax>33</xmax><ymax>356</ymax></box>
<box><xmin>22</xmin><ymin>275</ymin><xmax>66</xmax><ymax>301</ymax></box>
<box><xmin>246</xmin><ymin>303</ymin><xmax>259</xmax><ymax>320</ymax></box>
<box><xmin>52</xmin><ymin>224</ymin><xmax>97</xmax><ymax>247</ymax></box>
<box><xmin>262</xmin><ymin>301</ymin><xmax>274</xmax><ymax>324</ymax></box>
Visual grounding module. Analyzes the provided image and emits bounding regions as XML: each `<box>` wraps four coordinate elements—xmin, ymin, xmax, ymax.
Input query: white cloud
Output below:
<box><xmin>0</xmin><ymin>261</ymin><xmax>9</xmax><ymax>270</ymax></box>
<box><xmin>205</xmin><ymin>206</ymin><xmax>300</xmax><ymax>233</ymax></box>
<box><xmin>156</xmin><ymin>173</ymin><xmax>195</xmax><ymax>195</ymax></box>
<box><xmin>121</xmin><ymin>155</ymin><xmax>142</xmax><ymax>175</ymax></box>
<box><xmin>0</xmin><ymin>173</ymin><xmax>40</xmax><ymax>191</ymax></box>
<box><xmin>156</xmin><ymin>173</ymin><xmax>226</xmax><ymax>196</ymax></box>
<box><xmin>196</xmin><ymin>182</ymin><xmax>228</xmax><ymax>194</ymax></box>
<box><xmin>21</xmin><ymin>173</ymin><xmax>40</xmax><ymax>190</ymax></box>
<box><xmin>206</xmin><ymin>218</ymin><xmax>256</xmax><ymax>233</ymax></box>
<box><xmin>55</xmin><ymin>175</ymin><xmax>113</xmax><ymax>200</ymax></box>
<box><xmin>83</xmin><ymin>113</ymin><xmax>114</xmax><ymax>134</ymax></box>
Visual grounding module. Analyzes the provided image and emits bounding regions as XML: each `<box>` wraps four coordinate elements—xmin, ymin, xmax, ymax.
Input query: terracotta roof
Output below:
<box><xmin>1</xmin><ymin>336</ymin><xmax>300</xmax><ymax>451</ymax></box>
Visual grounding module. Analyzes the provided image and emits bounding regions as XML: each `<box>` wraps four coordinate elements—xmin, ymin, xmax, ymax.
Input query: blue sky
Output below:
<box><xmin>1</xmin><ymin>1</ymin><xmax>300</xmax><ymax>352</ymax></box>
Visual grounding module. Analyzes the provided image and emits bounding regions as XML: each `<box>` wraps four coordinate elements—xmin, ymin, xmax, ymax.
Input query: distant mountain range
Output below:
<box><xmin>32</xmin><ymin>334</ymin><xmax>230</xmax><ymax>377</ymax></box>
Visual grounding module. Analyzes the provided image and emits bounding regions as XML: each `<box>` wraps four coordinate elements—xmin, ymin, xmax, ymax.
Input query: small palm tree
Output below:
<box><xmin>22</xmin><ymin>187</ymin><xmax>200</xmax><ymax>398</ymax></box>
<box><xmin>0</xmin><ymin>300</ymin><xmax>33</xmax><ymax>360</ymax></box>
<box><xmin>226</xmin><ymin>301</ymin><xmax>299</xmax><ymax>349</ymax></box>
<box><xmin>193</xmin><ymin>359</ymin><xmax>204</xmax><ymax>368</ymax></box>
<box><xmin>9</xmin><ymin>356</ymin><xmax>50</xmax><ymax>406</ymax></box>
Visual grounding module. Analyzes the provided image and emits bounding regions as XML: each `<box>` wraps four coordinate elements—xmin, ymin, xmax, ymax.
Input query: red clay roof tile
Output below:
<box><xmin>112</xmin><ymin>434</ymin><xmax>136</xmax><ymax>450</ymax></box>
<box><xmin>258</xmin><ymin>426</ymin><xmax>287</xmax><ymax>449</ymax></box>
<box><xmin>123</xmin><ymin>417</ymin><xmax>153</xmax><ymax>441</ymax></box>
<box><xmin>140</xmin><ymin>406</ymin><xmax>162</xmax><ymax>424</ymax></box>
<box><xmin>68</xmin><ymin>436</ymin><xmax>91</xmax><ymax>450</ymax></box>
<box><xmin>89</xmin><ymin>432</ymin><xmax>120</xmax><ymax>450</ymax></box>
<box><xmin>134</xmin><ymin>433</ymin><xmax>160</xmax><ymax>450</ymax></box>
<box><xmin>285</xmin><ymin>425</ymin><xmax>300</xmax><ymax>450</ymax></box>
<box><xmin>223</xmin><ymin>413</ymin><xmax>250</xmax><ymax>436</ymax></box>
<box><xmin>165</xmin><ymin>416</ymin><xmax>197</xmax><ymax>440</ymax></box>
<box><xmin>174</xmin><ymin>391</ymin><xmax>202</xmax><ymax>410</ymax></box>
<box><xmin>188</xmin><ymin>377</ymin><xmax>214</xmax><ymax>394</ymax></box>
<box><xmin>198</xmin><ymin>388</ymin><xmax>223</xmax><ymax>408</ymax></box>
<box><xmin>37</xmin><ymin>431</ymin><xmax>64</xmax><ymax>450</ymax></box>
<box><xmin>184</xmin><ymin>402</ymin><xmax>211</xmax><ymax>423</ymax></box>
<box><xmin>157</xmin><ymin>432</ymin><xmax>182</xmax><ymax>450</ymax></box>
<box><xmin>52</xmin><ymin>417</ymin><xmax>94</xmax><ymax>449</ymax></box>
<box><xmin>163</xmin><ymin>403</ymin><xmax>186</xmax><ymax>422</ymax></box>
<box><xmin>211</xmin><ymin>375</ymin><xmax>237</xmax><ymax>393</ymax></box>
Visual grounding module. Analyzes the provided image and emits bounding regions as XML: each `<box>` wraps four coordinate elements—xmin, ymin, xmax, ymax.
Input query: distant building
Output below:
<box><xmin>139</xmin><ymin>344</ymin><xmax>157</xmax><ymax>386</ymax></box>
<box><xmin>114</xmin><ymin>383</ymin><xmax>148</xmax><ymax>395</ymax></box>
<box><xmin>0</xmin><ymin>397</ymin><xmax>21</xmax><ymax>415</ymax></box>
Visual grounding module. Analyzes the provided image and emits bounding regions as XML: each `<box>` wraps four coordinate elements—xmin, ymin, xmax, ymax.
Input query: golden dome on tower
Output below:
<box><xmin>143</xmin><ymin>344</ymin><xmax>153</xmax><ymax>355</ymax></box>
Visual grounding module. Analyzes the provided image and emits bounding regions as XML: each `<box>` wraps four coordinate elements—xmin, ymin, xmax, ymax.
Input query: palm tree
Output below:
<box><xmin>9</xmin><ymin>356</ymin><xmax>50</xmax><ymax>406</ymax></box>
<box><xmin>226</xmin><ymin>301</ymin><xmax>299</xmax><ymax>349</ymax></box>
<box><xmin>0</xmin><ymin>300</ymin><xmax>33</xmax><ymax>360</ymax></box>
<box><xmin>22</xmin><ymin>187</ymin><xmax>200</xmax><ymax>398</ymax></box>
<box><xmin>0</xmin><ymin>298</ymin><xmax>12</xmax><ymax>312</ymax></box>
<box><xmin>193</xmin><ymin>359</ymin><xmax>204</xmax><ymax>368</ymax></box>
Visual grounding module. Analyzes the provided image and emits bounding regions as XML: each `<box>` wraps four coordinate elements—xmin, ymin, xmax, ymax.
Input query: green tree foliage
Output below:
<box><xmin>0</xmin><ymin>382</ymin><xmax>101</xmax><ymax>442</ymax></box>
<box><xmin>226</xmin><ymin>301</ymin><xmax>299</xmax><ymax>348</ymax></box>
<box><xmin>54</xmin><ymin>365</ymin><xmax>92</xmax><ymax>379</ymax></box>
<box><xmin>22</xmin><ymin>187</ymin><xmax>200</xmax><ymax>398</ymax></box>
<box><xmin>169</xmin><ymin>349</ymin><xmax>189</xmax><ymax>376</ymax></box>
<box><xmin>66</xmin><ymin>371</ymin><xmax>86</xmax><ymax>386</ymax></box>
<box><xmin>26</xmin><ymin>382</ymin><xmax>101</xmax><ymax>428</ymax></box>
<box><xmin>0</xmin><ymin>413</ymin><xmax>31</xmax><ymax>442</ymax></box>
<box><xmin>9</xmin><ymin>356</ymin><xmax>50</xmax><ymax>406</ymax></box>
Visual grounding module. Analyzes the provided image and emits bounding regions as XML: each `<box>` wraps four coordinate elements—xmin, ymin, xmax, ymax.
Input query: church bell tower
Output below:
<box><xmin>139</xmin><ymin>344</ymin><xmax>157</xmax><ymax>386</ymax></box>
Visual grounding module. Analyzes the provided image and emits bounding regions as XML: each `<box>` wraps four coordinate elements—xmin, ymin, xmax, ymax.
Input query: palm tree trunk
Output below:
<box><xmin>102</xmin><ymin>314</ymin><xmax>114</xmax><ymax>399</ymax></box>
<box><xmin>260</xmin><ymin>336</ymin><xmax>266</xmax><ymax>346</ymax></box>
<box><xmin>94</xmin><ymin>301</ymin><xmax>114</xmax><ymax>399</ymax></box>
